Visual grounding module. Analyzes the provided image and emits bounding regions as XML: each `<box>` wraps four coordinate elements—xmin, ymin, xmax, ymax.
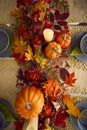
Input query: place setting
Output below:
<box><xmin>70</xmin><ymin>100</ymin><xmax>87</xmax><ymax>130</ymax></box>
<box><xmin>0</xmin><ymin>24</ymin><xmax>13</xmax><ymax>58</ymax></box>
<box><xmin>70</xmin><ymin>31</ymin><xmax>87</xmax><ymax>62</ymax></box>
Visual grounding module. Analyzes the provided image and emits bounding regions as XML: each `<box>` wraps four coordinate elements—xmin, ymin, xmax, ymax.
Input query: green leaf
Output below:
<box><xmin>0</xmin><ymin>101</ymin><xmax>17</xmax><ymax>121</ymax></box>
<box><xmin>70</xmin><ymin>45</ymin><xmax>83</xmax><ymax>56</ymax></box>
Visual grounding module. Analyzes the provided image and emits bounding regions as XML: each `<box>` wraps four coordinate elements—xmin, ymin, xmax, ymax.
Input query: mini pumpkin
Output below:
<box><xmin>15</xmin><ymin>86</ymin><xmax>44</xmax><ymax>119</ymax></box>
<box><xmin>56</xmin><ymin>32</ymin><xmax>71</xmax><ymax>49</ymax></box>
<box><xmin>45</xmin><ymin>42</ymin><xmax>62</xmax><ymax>59</ymax></box>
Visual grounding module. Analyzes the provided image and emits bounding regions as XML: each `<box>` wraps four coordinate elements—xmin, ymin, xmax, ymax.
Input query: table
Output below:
<box><xmin>0</xmin><ymin>0</ymin><xmax>87</xmax><ymax>130</ymax></box>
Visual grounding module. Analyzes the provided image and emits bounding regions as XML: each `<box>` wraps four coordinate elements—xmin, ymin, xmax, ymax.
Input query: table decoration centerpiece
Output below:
<box><xmin>2</xmin><ymin>0</ymin><xmax>85</xmax><ymax>129</ymax></box>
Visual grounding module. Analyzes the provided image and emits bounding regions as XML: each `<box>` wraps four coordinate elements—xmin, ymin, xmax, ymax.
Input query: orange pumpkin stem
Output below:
<box><xmin>26</xmin><ymin>102</ymin><xmax>31</xmax><ymax>110</ymax></box>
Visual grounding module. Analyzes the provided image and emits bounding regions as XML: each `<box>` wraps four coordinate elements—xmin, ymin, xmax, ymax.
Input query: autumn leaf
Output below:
<box><xmin>25</xmin><ymin>45</ymin><xmax>33</xmax><ymax>61</ymax></box>
<box><xmin>11</xmin><ymin>7</ymin><xmax>24</xmax><ymax>19</ymax></box>
<box><xmin>54</xmin><ymin>108</ymin><xmax>68</xmax><ymax>128</ymax></box>
<box><xmin>32</xmin><ymin>0</ymin><xmax>47</xmax><ymax>22</ymax></box>
<box><xmin>12</xmin><ymin>36</ymin><xmax>27</xmax><ymax>58</ymax></box>
<box><xmin>63</xmin><ymin>95</ymin><xmax>84</xmax><ymax>118</ymax></box>
<box><xmin>33</xmin><ymin>50</ymin><xmax>48</xmax><ymax>68</ymax></box>
<box><xmin>64</xmin><ymin>72</ymin><xmax>77</xmax><ymax>86</ymax></box>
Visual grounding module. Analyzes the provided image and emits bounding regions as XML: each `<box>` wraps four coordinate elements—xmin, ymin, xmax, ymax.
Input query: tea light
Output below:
<box><xmin>43</xmin><ymin>29</ymin><xmax>54</xmax><ymax>42</ymax></box>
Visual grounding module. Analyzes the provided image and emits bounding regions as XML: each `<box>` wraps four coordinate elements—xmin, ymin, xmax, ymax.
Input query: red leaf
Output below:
<box><xmin>60</xmin><ymin>12</ymin><xmax>69</xmax><ymax>20</ymax></box>
<box><xmin>10</xmin><ymin>53</ymin><xmax>26</xmax><ymax>64</ymax></box>
<box><xmin>43</xmin><ymin>21</ymin><xmax>52</xmax><ymax>29</ymax></box>
<box><xmin>64</xmin><ymin>72</ymin><xmax>77</xmax><ymax>86</ymax></box>
<box><xmin>14</xmin><ymin>119</ymin><xmax>24</xmax><ymax>130</ymax></box>
<box><xmin>54</xmin><ymin>108</ymin><xmax>68</xmax><ymax>128</ymax></box>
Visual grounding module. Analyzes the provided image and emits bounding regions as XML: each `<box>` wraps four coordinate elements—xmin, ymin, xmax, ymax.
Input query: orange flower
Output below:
<box><xmin>43</xmin><ymin>79</ymin><xmax>64</xmax><ymax>99</ymax></box>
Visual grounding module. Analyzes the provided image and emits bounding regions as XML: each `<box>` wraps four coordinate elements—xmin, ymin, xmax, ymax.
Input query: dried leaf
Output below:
<box><xmin>43</xmin><ymin>21</ymin><xmax>53</xmax><ymax>29</ymax></box>
<box><xmin>59</xmin><ymin>67</ymin><xmax>69</xmax><ymax>81</ymax></box>
<box><xmin>57</xmin><ymin>20</ymin><xmax>67</xmax><ymax>26</ymax></box>
<box><xmin>49</xmin><ymin>12</ymin><xmax>55</xmax><ymax>22</ymax></box>
<box><xmin>12</xmin><ymin>36</ymin><xmax>27</xmax><ymax>58</ymax></box>
<box><xmin>11</xmin><ymin>7</ymin><xmax>24</xmax><ymax>19</ymax></box>
<box><xmin>63</xmin><ymin>95</ymin><xmax>84</xmax><ymax>118</ymax></box>
<box><xmin>55</xmin><ymin>10</ymin><xmax>60</xmax><ymax>20</ymax></box>
<box><xmin>54</xmin><ymin>25</ymin><xmax>61</xmax><ymax>30</ymax></box>
<box><xmin>25</xmin><ymin>45</ymin><xmax>33</xmax><ymax>61</ymax></box>
<box><xmin>64</xmin><ymin>72</ymin><xmax>77</xmax><ymax>86</ymax></box>
<box><xmin>32</xmin><ymin>1</ymin><xmax>47</xmax><ymax>22</ymax></box>
<box><xmin>33</xmin><ymin>51</ymin><xmax>48</xmax><ymax>68</ymax></box>
<box><xmin>60</xmin><ymin>12</ymin><xmax>69</xmax><ymax>20</ymax></box>
<box><xmin>54</xmin><ymin>108</ymin><xmax>68</xmax><ymax>128</ymax></box>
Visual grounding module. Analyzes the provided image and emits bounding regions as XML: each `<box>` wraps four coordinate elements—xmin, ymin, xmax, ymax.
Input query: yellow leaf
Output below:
<box><xmin>11</xmin><ymin>7</ymin><xmax>24</xmax><ymax>19</ymax></box>
<box><xmin>33</xmin><ymin>51</ymin><xmax>47</xmax><ymax>68</ymax></box>
<box><xmin>25</xmin><ymin>45</ymin><xmax>33</xmax><ymax>61</ymax></box>
<box><xmin>12</xmin><ymin>36</ymin><xmax>27</xmax><ymax>58</ymax></box>
<box><xmin>63</xmin><ymin>95</ymin><xmax>84</xmax><ymax>118</ymax></box>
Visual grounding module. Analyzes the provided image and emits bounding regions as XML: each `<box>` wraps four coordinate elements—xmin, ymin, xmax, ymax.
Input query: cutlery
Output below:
<box><xmin>68</xmin><ymin>22</ymin><xmax>87</xmax><ymax>26</ymax></box>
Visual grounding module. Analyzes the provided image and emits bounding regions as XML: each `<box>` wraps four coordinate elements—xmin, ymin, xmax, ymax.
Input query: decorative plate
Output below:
<box><xmin>70</xmin><ymin>101</ymin><xmax>87</xmax><ymax>130</ymax></box>
<box><xmin>71</xmin><ymin>31</ymin><xmax>87</xmax><ymax>62</ymax></box>
<box><xmin>0</xmin><ymin>25</ymin><xmax>13</xmax><ymax>58</ymax></box>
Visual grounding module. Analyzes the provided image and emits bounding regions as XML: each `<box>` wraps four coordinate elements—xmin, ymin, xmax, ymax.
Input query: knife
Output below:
<box><xmin>68</xmin><ymin>22</ymin><xmax>87</xmax><ymax>26</ymax></box>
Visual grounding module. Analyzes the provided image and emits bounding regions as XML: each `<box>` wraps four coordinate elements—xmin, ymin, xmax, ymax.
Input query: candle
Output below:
<box><xmin>43</xmin><ymin>29</ymin><xmax>54</xmax><ymax>42</ymax></box>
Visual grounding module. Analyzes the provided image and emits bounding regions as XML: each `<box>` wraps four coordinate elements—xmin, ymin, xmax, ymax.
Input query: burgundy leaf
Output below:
<box><xmin>55</xmin><ymin>10</ymin><xmax>60</xmax><ymax>20</ymax></box>
<box><xmin>49</xmin><ymin>12</ymin><xmax>54</xmax><ymax>23</ymax></box>
<box><xmin>43</xmin><ymin>21</ymin><xmax>53</xmax><ymax>29</ymax></box>
<box><xmin>59</xmin><ymin>67</ymin><xmax>69</xmax><ymax>81</ymax></box>
<box><xmin>54</xmin><ymin>108</ymin><xmax>68</xmax><ymax>128</ymax></box>
<box><xmin>54</xmin><ymin>25</ymin><xmax>61</xmax><ymax>30</ymax></box>
<box><xmin>60</xmin><ymin>12</ymin><xmax>69</xmax><ymax>20</ymax></box>
<box><xmin>57</xmin><ymin>20</ymin><xmax>67</xmax><ymax>26</ymax></box>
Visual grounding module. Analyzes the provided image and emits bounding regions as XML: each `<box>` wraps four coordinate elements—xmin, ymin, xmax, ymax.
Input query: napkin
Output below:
<box><xmin>70</xmin><ymin>45</ymin><xmax>83</xmax><ymax>56</ymax></box>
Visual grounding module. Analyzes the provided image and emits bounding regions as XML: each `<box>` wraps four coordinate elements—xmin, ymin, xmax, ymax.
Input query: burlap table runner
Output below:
<box><xmin>0</xmin><ymin>0</ymin><xmax>87</xmax><ymax>130</ymax></box>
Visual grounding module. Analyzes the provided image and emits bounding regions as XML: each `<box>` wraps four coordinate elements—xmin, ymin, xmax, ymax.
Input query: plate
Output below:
<box><xmin>70</xmin><ymin>101</ymin><xmax>87</xmax><ymax>130</ymax></box>
<box><xmin>0</xmin><ymin>25</ymin><xmax>13</xmax><ymax>58</ymax></box>
<box><xmin>71</xmin><ymin>31</ymin><xmax>87</xmax><ymax>62</ymax></box>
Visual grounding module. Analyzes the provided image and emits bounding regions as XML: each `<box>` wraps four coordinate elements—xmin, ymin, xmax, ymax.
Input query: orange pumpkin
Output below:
<box><xmin>45</xmin><ymin>42</ymin><xmax>62</xmax><ymax>59</ymax></box>
<box><xmin>15</xmin><ymin>86</ymin><xmax>44</xmax><ymax>119</ymax></box>
<box><xmin>56</xmin><ymin>32</ymin><xmax>71</xmax><ymax>49</ymax></box>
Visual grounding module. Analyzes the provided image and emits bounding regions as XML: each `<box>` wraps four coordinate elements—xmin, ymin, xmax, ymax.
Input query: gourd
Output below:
<box><xmin>22</xmin><ymin>116</ymin><xmax>38</xmax><ymax>130</ymax></box>
<box><xmin>45</xmin><ymin>42</ymin><xmax>62</xmax><ymax>59</ymax></box>
<box><xmin>56</xmin><ymin>32</ymin><xmax>71</xmax><ymax>49</ymax></box>
<box><xmin>15</xmin><ymin>86</ymin><xmax>44</xmax><ymax>119</ymax></box>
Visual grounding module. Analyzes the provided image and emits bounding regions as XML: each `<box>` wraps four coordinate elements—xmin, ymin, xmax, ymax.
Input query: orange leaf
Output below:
<box><xmin>64</xmin><ymin>72</ymin><xmax>77</xmax><ymax>86</ymax></box>
<box><xmin>63</xmin><ymin>95</ymin><xmax>84</xmax><ymax>118</ymax></box>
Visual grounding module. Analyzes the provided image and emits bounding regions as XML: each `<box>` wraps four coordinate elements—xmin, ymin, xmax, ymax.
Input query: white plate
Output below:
<box><xmin>71</xmin><ymin>31</ymin><xmax>87</xmax><ymax>62</ymax></box>
<box><xmin>70</xmin><ymin>101</ymin><xmax>87</xmax><ymax>130</ymax></box>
